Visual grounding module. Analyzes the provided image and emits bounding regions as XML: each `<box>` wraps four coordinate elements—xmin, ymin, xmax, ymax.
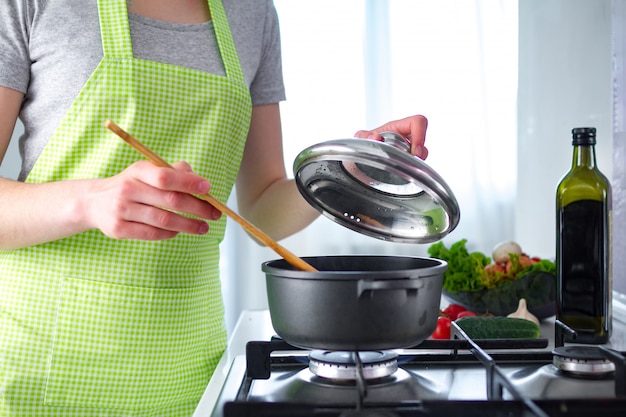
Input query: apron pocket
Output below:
<box><xmin>44</xmin><ymin>277</ymin><xmax>215</xmax><ymax>411</ymax></box>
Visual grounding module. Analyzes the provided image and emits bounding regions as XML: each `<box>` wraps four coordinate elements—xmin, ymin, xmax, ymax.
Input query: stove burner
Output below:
<box><xmin>552</xmin><ymin>345</ymin><xmax>616</xmax><ymax>376</ymax></box>
<box><xmin>309</xmin><ymin>350</ymin><xmax>398</xmax><ymax>381</ymax></box>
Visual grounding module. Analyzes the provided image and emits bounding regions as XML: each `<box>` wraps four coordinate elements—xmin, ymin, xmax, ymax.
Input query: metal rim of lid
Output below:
<box><xmin>293</xmin><ymin>134</ymin><xmax>460</xmax><ymax>243</ymax></box>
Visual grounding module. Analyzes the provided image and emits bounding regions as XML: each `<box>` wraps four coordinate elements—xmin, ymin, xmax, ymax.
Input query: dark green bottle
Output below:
<box><xmin>556</xmin><ymin>127</ymin><xmax>612</xmax><ymax>344</ymax></box>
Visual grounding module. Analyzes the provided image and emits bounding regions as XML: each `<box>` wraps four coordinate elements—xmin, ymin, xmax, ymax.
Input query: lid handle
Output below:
<box><xmin>379</xmin><ymin>131</ymin><xmax>411</xmax><ymax>153</ymax></box>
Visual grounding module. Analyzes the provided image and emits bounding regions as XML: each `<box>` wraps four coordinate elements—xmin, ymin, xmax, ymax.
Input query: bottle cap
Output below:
<box><xmin>572</xmin><ymin>127</ymin><xmax>596</xmax><ymax>146</ymax></box>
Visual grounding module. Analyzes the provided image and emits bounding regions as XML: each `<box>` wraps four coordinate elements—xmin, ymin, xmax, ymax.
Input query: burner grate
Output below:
<box><xmin>244</xmin><ymin>338</ymin><xmax>549</xmax><ymax>380</ymax></box>
<box><xmin>228</xmin><ymin>333</ymin><xmax>626</xmax><ymax>417</ymax></box>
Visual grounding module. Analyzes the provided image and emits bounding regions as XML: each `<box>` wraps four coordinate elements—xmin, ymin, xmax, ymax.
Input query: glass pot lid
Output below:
<box><xmin>293</xmin><ymin>132</ymin><xmax>460</xmax><ymax>243</ymax></box>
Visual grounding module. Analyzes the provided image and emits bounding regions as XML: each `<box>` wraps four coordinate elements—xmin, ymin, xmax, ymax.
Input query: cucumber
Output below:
<box><xmin>454</xmin><ymin>316</ymin><xmax>541</xmax><ymax>339</ymax></box>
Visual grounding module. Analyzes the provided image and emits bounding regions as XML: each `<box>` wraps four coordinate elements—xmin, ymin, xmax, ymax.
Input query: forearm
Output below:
<box><xmin>0</xmin><ymin>177</ymin><xmax>91</xmax><ymax>250</ymax></box>
<box><xmin>0</xmin><ymin>160</ymin><xmax>222</xmax><ymax>250</ymax></box>
<box><xmin>237</xmin><ymin>178</ymin><xmax>319</xmax><ymax>243</ymax></box>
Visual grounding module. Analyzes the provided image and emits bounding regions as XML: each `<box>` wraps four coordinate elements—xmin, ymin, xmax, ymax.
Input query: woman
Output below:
<box><xmin>0</xmin><ymin>0</ymin><xmax>429</xmax><ymax>415</ymax></box>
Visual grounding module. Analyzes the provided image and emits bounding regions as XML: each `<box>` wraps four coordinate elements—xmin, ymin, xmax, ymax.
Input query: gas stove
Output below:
<box><xmin>196</xmin><ymin>311</ymin><xmax>626</xmax><ymax>417</ymax></box>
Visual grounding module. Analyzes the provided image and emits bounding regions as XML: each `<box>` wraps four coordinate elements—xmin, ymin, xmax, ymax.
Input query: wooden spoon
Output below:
<box><xmin>104</xmin><ymin>119</ymin><xmax>318</xmax><ymax>272</ymax></box>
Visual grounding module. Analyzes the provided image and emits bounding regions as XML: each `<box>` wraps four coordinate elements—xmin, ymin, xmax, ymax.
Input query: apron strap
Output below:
<box><xmin>97</xmin><ymin>0</ymin><xmax>133</xmax><ymax>59</ymax></box>
<box><xmin>208</xmin><ymin>0</ymin><xmax>246</xmax><ymax>84</ymax></box>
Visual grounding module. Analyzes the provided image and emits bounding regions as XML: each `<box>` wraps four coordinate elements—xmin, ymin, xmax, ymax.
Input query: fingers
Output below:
<box><xmin>109</xmin><ymin>199</ymin><xmax>211</xmax><ymax>239</ymax></box>
<box><xmin>171</xmin><ymin>160</ymin><xmax>194</xmax><ymax>173</ymax></box>
<box><xmin>91</xmin><ymin>160</ymin><xmax>223</xmax><ymax>240</ymax></box>
<box><xmin>103</xmin><ymin>209</ymin><xmax>205</xmax><ymax>241</ymax></box>
<box><xmin>126</xmin><ymin>160</ymin><xmax>222</xmax><ymax>219</ymax></box>
<box><xmin>130</xmin><ymin>160</ymin><xmax>211</xmax><ymax>195</ymax></box>
<box><xmin>354</xmin><ymin>114</ymin><xmax>429</xmax><ymax>159</ymax></box>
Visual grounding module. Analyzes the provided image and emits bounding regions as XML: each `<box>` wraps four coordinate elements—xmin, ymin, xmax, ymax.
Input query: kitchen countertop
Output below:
<box><xmin>193</xmin><ymin>308</ymin><xmax>626</xmax><ymax>416</ymax></box>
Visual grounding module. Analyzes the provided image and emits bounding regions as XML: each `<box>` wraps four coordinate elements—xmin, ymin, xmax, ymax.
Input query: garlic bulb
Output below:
<box><xmin>507</xmin><ymin>298</ymin><xmax>540</xmax><ymax>326</ymax></box>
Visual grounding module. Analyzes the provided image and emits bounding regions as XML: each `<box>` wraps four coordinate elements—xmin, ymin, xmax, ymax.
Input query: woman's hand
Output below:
<box><xmin>0</xmin><ymin>160</ymin><xmax>220</xmax><ymax>250</ymax></box>
<box><xmin>354</xmin><ymin>114</ymin><xmax>429</xmax><ymax>159</ymax></box>
<box><xmin>84</xmin><ymin>160</ymin><xmax>221</xmax><ymax>240</ymax></box>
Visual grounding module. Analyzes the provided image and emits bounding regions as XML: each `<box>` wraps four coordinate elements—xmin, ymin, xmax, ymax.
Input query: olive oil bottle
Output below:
<box><xmin>556</xmin><ymin>127</ymin><xmax>612</xmax><ymax>344</ymax></box>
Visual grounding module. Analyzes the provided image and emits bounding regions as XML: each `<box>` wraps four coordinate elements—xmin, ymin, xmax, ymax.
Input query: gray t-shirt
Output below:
<box><xmin>0</xmin><ymin>0</ymin><xmax>286</xmax><ymax>180</ymax></box>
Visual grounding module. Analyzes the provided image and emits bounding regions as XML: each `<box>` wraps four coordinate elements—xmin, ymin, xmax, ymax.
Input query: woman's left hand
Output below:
<box><xmin>354</xmin><ymin>114</ymin><xmax>428</xmax><ymax>159</ymax></box>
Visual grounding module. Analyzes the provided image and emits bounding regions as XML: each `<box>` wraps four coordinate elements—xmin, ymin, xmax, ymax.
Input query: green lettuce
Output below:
<box><xmin>428</xmin><ymin>239</ymin><xmax>491</xmax><ymax>292</ymax></box>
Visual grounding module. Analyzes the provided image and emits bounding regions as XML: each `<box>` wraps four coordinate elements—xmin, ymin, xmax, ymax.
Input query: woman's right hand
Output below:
<box><xmin>0</xmin><ymin>159</ymin><xmax>221</xmax><ymax>250</ymax></box>
<box><xmin>84</xmin><ymin>160</ymin><xmax>221</xmax><ymax>241</ymax></box>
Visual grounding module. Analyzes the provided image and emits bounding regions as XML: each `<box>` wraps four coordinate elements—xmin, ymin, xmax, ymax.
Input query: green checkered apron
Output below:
<box><xmin>0</xmin><ymin>0</ymin><xmax>251</xmax><ymax>415</ymax></box>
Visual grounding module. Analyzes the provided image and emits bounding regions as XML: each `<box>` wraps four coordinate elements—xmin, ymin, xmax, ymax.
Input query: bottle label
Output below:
<box><xmin>558</xmin><ymin>199</ymin><xmax>609</xmax><ymax>341</ymax></box>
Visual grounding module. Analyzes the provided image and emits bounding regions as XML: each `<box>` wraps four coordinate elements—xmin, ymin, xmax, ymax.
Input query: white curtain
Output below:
<box><xmin>221</xmin><ymin>0</ymin><xmax>519</xmax><ymax>333</ymax></box>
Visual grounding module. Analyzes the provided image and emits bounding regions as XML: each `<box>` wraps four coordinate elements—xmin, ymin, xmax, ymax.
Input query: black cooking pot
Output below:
<box><xmin>262</xmin><ymin>255</ymin><xmax>446</xmax><ymax>351</ymax></box>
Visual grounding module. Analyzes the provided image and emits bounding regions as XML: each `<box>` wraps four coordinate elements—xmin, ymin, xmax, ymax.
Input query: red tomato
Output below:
<box><xmin>441</xmin><ymin>304</ymin><xmax>467</xmax><ymax>320</ymax></box>
<box><xmin>456</xmin><ymin>310</ymin><xmax>478</xmax><ymax>319</ymax></box>
<box><xmin>431</xmin><ymin>316</ymin><xmax>452</xmax><ymax>339</ymax></box>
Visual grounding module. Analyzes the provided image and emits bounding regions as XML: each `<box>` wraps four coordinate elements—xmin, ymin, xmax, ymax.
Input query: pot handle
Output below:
<box><xmin>357</xmin><ymin>278</ymin><xmax>425</xmax><ymax>297</ymax></box>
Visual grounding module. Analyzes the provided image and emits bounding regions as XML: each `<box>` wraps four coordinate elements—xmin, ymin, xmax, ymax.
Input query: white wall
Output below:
<box><xmin>516</xmin><ymin>0</ymin><xmax>612</xmax><ymax>259</ymax></box>
<box><xmin>612</xmin><ymin>0</ymin><xmax>626</xmax><ymax>299</ymax></box>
